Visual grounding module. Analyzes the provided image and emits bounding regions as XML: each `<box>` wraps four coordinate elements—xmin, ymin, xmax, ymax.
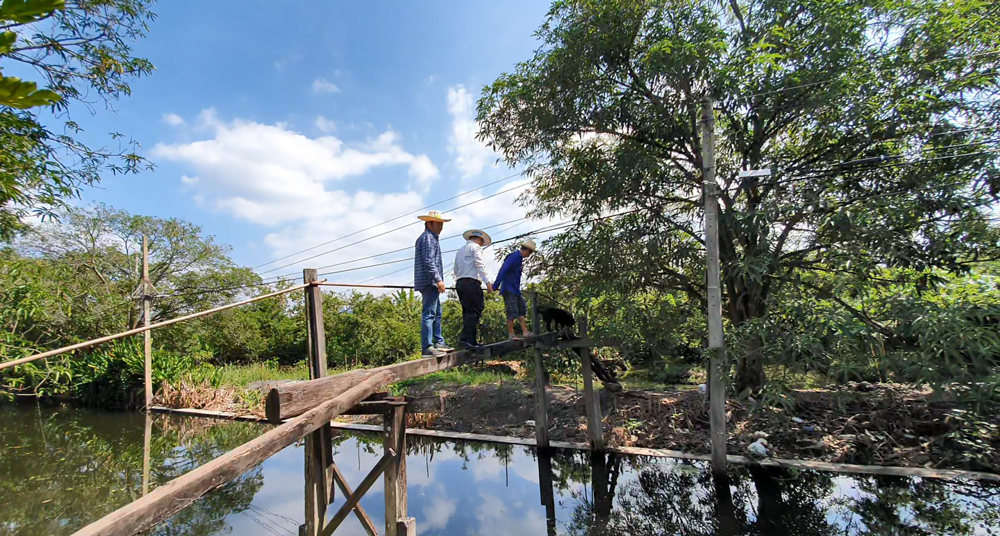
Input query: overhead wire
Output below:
<box><xmin>256</xmin><ymin>181</ymin><xmax>531</xmax><ymax>275</ymax></box>
<box><xmin>252</xmin><ymin>171</ymin><xmax>526</xmax><ymax>270</ymax></box>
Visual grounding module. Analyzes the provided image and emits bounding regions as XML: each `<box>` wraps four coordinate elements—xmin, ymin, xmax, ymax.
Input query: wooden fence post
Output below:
<box><xmin>529</xmin><ymin>292</ymin><xmax>550</xmax><ymax>449</ymax></box>
<box><xmin>142</xmin><ymin>235</ymin><xmax>153</xmax><ymax>409</ymax></box>
<box><xmin>537</xmin><ymin>448</ymin><xmax>557</xmax><ymax>536</ymax></box>
<box><xmin>701</xmin><ymin>96</ymin><xmax>728</xmax><ymax>478</ymax></box>
<box><xmin>384</xmin><ymin>402</ymin><xmax>408</xmax><ymax>536</ymax></box>
<box><xmin>579</xmin><ymin>315</ymin><xmax>604</xmax><ymax>451</ymax></box>
<box><xmin>303</xmin><ymin>269</ymin><xmax>333</xmax><ymax>536</ymax></box>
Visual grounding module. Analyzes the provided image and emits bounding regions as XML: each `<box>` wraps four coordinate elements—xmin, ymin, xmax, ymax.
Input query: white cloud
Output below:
<box><xmin>312</xmin><ymin>77</ymin><xmax>341</xmax><ymax>94</ymax></box>
<box><xmin>447</xmin><ymin>85</ymin><xmax>499</xmax><ymax>179</ymax></box>
<box><xmin>162</xmin><ymin>113</ymin><xmax>185</xmax><ymax>126</ymax></box>
<box><xmin>421</xmin><ymin>488</ymin><xmax>457</xmax><ymax>531</ymax></box>
<box><xmin>314</xmin><ymin>115</ymin><xmax>337</xmax><ymax>133</ymax></box>
<box><xmin>152</xmin><ymin>110</ymin><xmax>439</xmax><ymax>226</ymax></box>
<box><xmin>180</xmin><ymin>175</ymin><xmax>199</xmax><ymax>185</ymax></box>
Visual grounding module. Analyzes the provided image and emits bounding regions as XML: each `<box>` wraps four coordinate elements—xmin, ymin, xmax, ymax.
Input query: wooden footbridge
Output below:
<box><xmin>1</xmin><ymin>269</ymin><xmax>621</xmax><ymax>536</ymax></box>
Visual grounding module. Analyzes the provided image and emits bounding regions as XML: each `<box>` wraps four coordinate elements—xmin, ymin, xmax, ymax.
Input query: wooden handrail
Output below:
<box><xmin>71</xmin><ymin>370</ymin><xmax>396</xmax><ymax>536</ymax></box>
<box><xmin>0</xmin><ymin>283</ymin><xmax>311</xmax><ymax>372</ymax></box>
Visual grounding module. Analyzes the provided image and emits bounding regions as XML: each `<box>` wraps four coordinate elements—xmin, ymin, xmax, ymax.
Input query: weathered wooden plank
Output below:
<box><xmin>323</xmin><ymin>422</ymin><xmax>1000</xmax><ymax>482</ymax></box>
<box><xmin>71</xmin><ymin>371</ymin><xmax>397</xmax><ymax>536</ymax></box>
<box><xmin>396</xmin><ymin>518</ymin><xmax>416</xmax><ymax>536</ymax></box>
<box><xmin>529</xmin><ymin>293</ymin><xmax>550</xmax><ymax>448</ymax></box>
<box><xmin>384</xmin><ymin>403</ymin><xmax>407</xmax><ymax>536</ymax></box>
<box><xmin>267</xmin><ymin>332</ymin><xmax>560</xmax><ymax>422</ymax></box>
<box><xmin>578</xmin><ymin>316</ymin><xmax>604</xmax><ymax>451</ymax></box>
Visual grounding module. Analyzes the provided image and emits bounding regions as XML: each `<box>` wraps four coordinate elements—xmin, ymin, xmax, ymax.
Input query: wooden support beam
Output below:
<box><xmin>266</xmin><ymin>331</ymin><xmax>560</xmax><ymax>422</ymax></box>
<box><xmin>142</xmin><ymin>234</ymin><xmax>153</xmax><ymax>410</ymax></box>
<box><xmin>529</xmin><ymin>292</ymin><xmax>550</xmax><ymax>449</ymax></box>
<box><xmin>578</xmin><ymin>316</ymin><xmax>604</xmax><ymax>452</ymax></box>
<box><xmin>71</xmin><ymin>371</ymin><xmax>396</xmax><ymax>536</ymax></box>
<box><xmin>321</xmin><ymin>454</ymin><xmax>392</xmax><ymax>536</ymax></box>
<box><xmin>343</xmin><ymin>395</ymin><xmax>440</xmax><ymax>415</ymax></box>
<box><xmin>537</xmin><ymin>448</ymin><xmax>557</xmax><ymax>536</ymax></box>
<box><xmin>553</xmin><ymin>338</ymin><xmax>615</xmax><ymax>349</ymax></box>
<box><xmin>303</xmin><ymin>268</ymin><xmax>334</xmax><ymax>536</ymax></box>
<box><xmin>384</xmin><ymin>401</ymin><xmax>408</xmax><ymax>536</ymax></box>
<box><xmin>329</xmin><ymin>462</ymin><xmax>378</xmax><ymax>536</ymax></box>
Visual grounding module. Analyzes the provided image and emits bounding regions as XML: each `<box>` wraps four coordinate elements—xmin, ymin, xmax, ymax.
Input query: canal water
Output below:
<box><xmin>2</xmin><ymin>403</ymin><xmax>999</xmax><ymax>535</ymax></box>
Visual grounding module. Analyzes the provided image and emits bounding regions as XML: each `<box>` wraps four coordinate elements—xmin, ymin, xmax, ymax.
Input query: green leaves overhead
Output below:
<box><xmin>0</xmin><ymin>0</ymin><xmax>64</xmax><ymax>23</ymax></box>
<box><xmin>478</xmin><ymin>0</ymin><xmax>1000</xmax><ymax>391</ymax></box>
<box><xmin>0</xmin><ymin>75</ymin><xmax>61</xmax><ymax>109</ymax></box>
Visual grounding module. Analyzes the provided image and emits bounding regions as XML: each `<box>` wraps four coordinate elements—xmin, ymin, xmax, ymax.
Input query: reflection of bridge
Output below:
<box><xmin>25</xmin><ymin>269</ymin><xmax>618</xmax><ymax>536</ymax></box>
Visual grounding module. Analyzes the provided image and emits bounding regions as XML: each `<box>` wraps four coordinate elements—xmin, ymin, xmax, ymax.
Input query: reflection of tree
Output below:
<box><xmin>0</xmin><ymin>406</ymin><xmax>266</xmax><ymax>536</ymax></box>
<box><xmin>565</xmin><ymin>461</ymin><xmax>1000</xmax><ymax>536</ymax></box>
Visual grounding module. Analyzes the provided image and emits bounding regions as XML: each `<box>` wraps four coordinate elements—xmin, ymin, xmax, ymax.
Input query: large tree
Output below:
<box><xmin>478</xmin><ymin>0</ymin><xmax>1000</xmax><ymax>391</ymax></box>
<box><xmin>0</xmin><ymin>0</ymin><xmax>155</xmax><ymax>239</ymax></box>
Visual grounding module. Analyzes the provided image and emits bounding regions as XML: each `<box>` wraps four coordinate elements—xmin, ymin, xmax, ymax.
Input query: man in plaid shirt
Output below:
<box><xmin>414</xmin><ymin>211</ymin><xmax>453</xmax><ymax>356</ymax></box>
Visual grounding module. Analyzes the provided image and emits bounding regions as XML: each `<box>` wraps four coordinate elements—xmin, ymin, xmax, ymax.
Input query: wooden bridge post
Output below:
<box><xmin>303</xmin><ymin>269</ymin><xmax>334</xmax><ymax>536</ymax></box>
<box><xmin>384</xmin><ymin>401</ymin><xmax>409</xmax><ymax>536</ymax></box>
<box><xmin>579</xmin><ymin>315</ymin><xmax>604</xmax><ymax>451</ymax></box>
<box><xmin>536</xmin><ymin>448</ymin><xmax>557</xmax><ymax>536</ymax></box>
<box><xmin>529</xmin><ymin>291</ymin><xmax>550</xmax><ymax>449</ymax></box>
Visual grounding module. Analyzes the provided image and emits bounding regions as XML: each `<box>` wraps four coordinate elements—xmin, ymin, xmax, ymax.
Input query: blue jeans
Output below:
<box><xmin>419</xmin><ymin>286</ymin><xmax>444</xmax><ymax>350</ymax></box>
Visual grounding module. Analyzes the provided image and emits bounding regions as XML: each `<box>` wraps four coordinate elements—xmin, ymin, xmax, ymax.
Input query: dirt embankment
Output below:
<box><xmin>342</xmin><ymin>380</ymin><xmax>1000</xmax><ymax>473</ymax></box>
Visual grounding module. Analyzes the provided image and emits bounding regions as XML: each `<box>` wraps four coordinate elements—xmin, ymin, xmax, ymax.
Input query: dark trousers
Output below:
<box><xmin>456</xmin><ymin>278</ymin><xmax>485</xmax><ymax>344</ymax></box>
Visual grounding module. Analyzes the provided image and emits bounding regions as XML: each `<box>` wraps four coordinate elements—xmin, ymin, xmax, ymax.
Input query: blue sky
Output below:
<box><xmin>67</xmin><ymin>1</ymin><xmax>556</xmax><ymax>284</ymax></box>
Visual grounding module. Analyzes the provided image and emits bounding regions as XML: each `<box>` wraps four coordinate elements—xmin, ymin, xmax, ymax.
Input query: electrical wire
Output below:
<box><xmin>252</xmin><ymin>171</ymin><xmax>526</xmax><ymax>270</ymax></box>
<box><xmin>256</xmin><ymin>182</ymin><xmax>530</xmax><ymax>275</ymax></box>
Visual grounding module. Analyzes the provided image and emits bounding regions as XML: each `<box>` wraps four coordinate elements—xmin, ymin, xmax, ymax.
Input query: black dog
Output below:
<box><xmin>537</xmin><ymin>306</ymin><xmax>620</xmax><ymax>387</ymax></box>
<box><xmin>539</xmin><ymin>306</ymin><xmax>576</xmax><ymax>332</ymax></box>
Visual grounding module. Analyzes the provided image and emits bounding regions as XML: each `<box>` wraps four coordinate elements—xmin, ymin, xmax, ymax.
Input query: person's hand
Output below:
<box><xmin>437</xmin><ymin>281</ymin><xmax>446</xmax><ymax>294</ymax></box>
<box><xmin>486</xmin><ymin>283</ymin><xmax>494</xmax><ymax>293</ymax></box>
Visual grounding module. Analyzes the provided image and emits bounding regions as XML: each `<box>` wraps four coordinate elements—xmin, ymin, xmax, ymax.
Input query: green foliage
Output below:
<box><xmin>478</xmin><ymin>0</ymin><xmax>1000</xmax><ymax>393</ymax></box>
<box><xmin>0</xmin><ymin>0</ymin><xmax>155</xmax><ymax>238</ymax></box>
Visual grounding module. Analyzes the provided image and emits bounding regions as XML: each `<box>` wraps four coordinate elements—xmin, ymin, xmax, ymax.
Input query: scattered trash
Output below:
<box><xmin>525</xmin><ymin>420</ymin><xmax>535</xmax><ymax>427</ymax></box>
<box><xmin>791</xmin><ymin>417</ymin><xmax>805</xmax><ymax>424</ymax></box>
<box><xmin>802</xmin><ymin>425</ymin><xmax>817</xmax><ymax>433</ymax></box>
<box><xmin>697</xmin><ymin>384</ymin><xmax>707</xmax><ymax>395</ymax></box>
<box><xmin>749</xmin><ymin>431</ymin><xmax>769</xmax><ymax>440</ymax></box>
<box><xmin>747</xmin><ymin>438</ymin><xmax>770</xmax><ymax>457</ymax></box>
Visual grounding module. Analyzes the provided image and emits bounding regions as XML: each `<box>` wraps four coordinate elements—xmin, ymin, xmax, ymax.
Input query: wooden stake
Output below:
<box><xmin>142</xmin><ymin>412</ymin><xmax>152</xmax><ymax>496</ymax></box>
<box><xmin>142</xmin><ymin>235</ymin><xmax>152</xmax><ymax>409</ymax></box>
<box><xmin>701</xmin><ymin>96</ymin><xmax>728</xmax><ymax>478</ymax></box>
<box><xmin>579</xmin><ymin>316</ymin><xmax>604</xmax><ymax>451</ymax></box>
<box><xmin>384</xmin><ymin>402</ymin><xmax>408</xmax><ymax>536</ymax></box>
<box><xmin>72</xmin><ymin>371</ymin><xmax>396</xmax><ymax>536</ymax></box>
<box><xmin>302</xmin><ymin>268</ymin><xmax>332</xmax><ymax>536</ymax></box>
<box><xmin>529</xmin><ymin>292</ymin><xmax>550</xmax><ymax>449</ymax></box>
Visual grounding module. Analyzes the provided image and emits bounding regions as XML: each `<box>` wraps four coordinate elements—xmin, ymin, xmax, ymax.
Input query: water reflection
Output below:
<box><xmin>1</xmin><ymin>403</ymin><xmax>999</xmax><ymax>536</ymax></box>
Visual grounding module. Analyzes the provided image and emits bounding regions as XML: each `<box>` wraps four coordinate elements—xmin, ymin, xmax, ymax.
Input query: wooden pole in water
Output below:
<box><xmin>384</xmin><ymin>402</ymin><xmax>409</xmax><ymax>536</ymax></box>
<box><xmin>142</xmin><ymin>413</ymin><xmax>152</xmax><ymax>496</ymax></box>
<box><xmin>701</xmin><ymin>96</ymin><xmax>728</xmax><ymax>478</ymax></box>
<box><xmin>578</xmin><ymin>315</ymin><xmax>604</xmax><ymax>451</ymax></box>
<box><xmin>142</xmin><ymin>235</ymin><xmax>153</xmax><ymax>409</ymax></box>
<box><xmin>302</xmin><ymin>268</ymin><xmax>333</xmax><ymax>536</ymax></box>
<box><xmin>529</xmin><ymin>291</ymin><xmax>550</xmax><ymax>449</ymax></box>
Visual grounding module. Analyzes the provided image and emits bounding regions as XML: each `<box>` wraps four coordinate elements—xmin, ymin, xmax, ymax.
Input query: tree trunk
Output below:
<box><xmin>726</xmin><ymin>271</ymin><xmax>768</xmax><ymax>394</ymax></box>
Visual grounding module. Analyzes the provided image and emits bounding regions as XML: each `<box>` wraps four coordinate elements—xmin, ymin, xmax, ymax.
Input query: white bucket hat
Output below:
<box><xmin>520</xmin><ymin>239</ymin><xmax>537</xmax><ymax>252</ymax></box>
<box><xmin>417</xmin><ymin>210</ymin><xmax>451</xmax><ymax>222</ymax></box>
<box><xmin>462</xmin><ymin>229</ymin><xmax>492</xmax><ymax>247</ymax></box>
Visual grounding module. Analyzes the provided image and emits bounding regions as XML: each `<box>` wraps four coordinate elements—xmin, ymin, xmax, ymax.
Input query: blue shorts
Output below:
<box><xmin>502</xmin><ymin>292</ymin><xmax>527</xmax><ymax>320</ymax></box>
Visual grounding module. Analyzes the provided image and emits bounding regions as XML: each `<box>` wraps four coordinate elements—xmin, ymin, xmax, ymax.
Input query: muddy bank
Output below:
<box><xmin>339</xmin><ymin>380</ymin><xmax>1000</xmax><ymax>473</ymax></box>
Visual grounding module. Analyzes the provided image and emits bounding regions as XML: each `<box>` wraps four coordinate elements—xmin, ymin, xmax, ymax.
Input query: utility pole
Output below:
<box><xmin>701</xmin><ymin>96</ymin><xmax>728</xmax><ymax>478</ymax></box>
<box><xmin>142</xmin><ymin>234</ymin><xmax>153</xmax><ymax>410</ymax></box>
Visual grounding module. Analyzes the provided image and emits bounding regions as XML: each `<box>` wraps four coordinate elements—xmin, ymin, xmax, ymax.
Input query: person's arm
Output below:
<box><xmin>416</xmin><ymin>233</ymin><xmax>433</xmax><ymax>280</ymax></box>
<box><xmin>431</xmin><ymin>239</ymin><xmax>444</xmax><ymax>284</ymax></box>
<box><xmin>493</xmin><ymin>253</ymin><xmax>514</xmax><ymax>291</ymax></box>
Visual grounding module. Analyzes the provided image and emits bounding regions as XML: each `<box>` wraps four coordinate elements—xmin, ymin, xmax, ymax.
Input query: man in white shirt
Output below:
<box><xmin>453</xmin><ymin>229</ymin><xmax>494</xmax><ymax>350</ymax></box>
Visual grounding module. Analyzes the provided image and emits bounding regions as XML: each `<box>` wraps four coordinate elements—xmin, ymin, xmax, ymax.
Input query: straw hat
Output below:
<box><xmin>520</xmin><ymin>239</ymin><xmax>537</xmax><ymax>252</ymax></box>
<box><xmin>417</xmin><ymin>210</ymin><xmax>451</xmax><ymax>222</ymax></box>
<box><xmin>462</xmin><ymin>229</ymin><xmax>492</xmax><ymax>247</ymax></box>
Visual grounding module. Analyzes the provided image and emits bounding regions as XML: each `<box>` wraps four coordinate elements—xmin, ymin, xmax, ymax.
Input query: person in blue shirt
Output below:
<box><xmin>414</xmin><ymin>211</ymin><xmax>453</xmax><ymax>357</ymax></box>
<box><xmin>492</xmin><ymin>239</ymin><xmax>536</xmax><ymax>340</ymax></box>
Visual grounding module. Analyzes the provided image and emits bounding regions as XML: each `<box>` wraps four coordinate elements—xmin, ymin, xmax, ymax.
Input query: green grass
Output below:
<box><xmin>202</xmin><ymin>361</ymin><xmax>311</xmax><ymax>387</ymax></box>
<box><xmin>396</xmin><ymin>368</ymin><xmax>512</xmax><ymax>389</ymax></box>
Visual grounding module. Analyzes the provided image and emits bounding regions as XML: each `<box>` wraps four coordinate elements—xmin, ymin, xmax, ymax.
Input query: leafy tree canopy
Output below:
<box><xmin>478</xmin><ymin>0</ymin><xmax>1000</xmax><ymax>391</ymax></box>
